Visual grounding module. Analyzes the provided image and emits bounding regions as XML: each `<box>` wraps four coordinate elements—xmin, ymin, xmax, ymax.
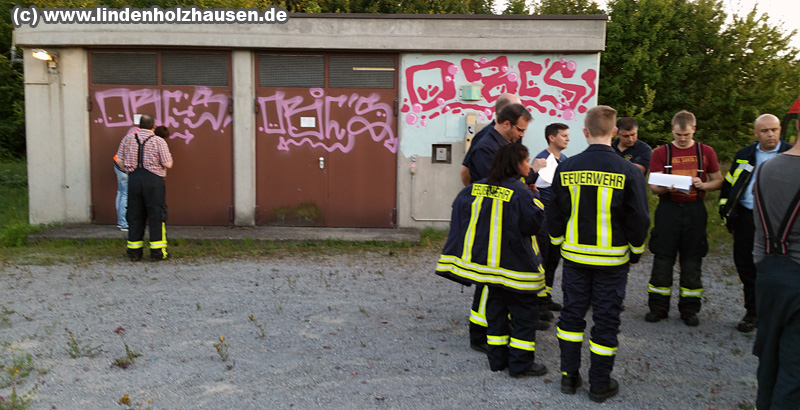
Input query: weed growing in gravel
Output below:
<box><xmin>248</xmin><ymin>314</ymin><xmax>266</xmax><ymax>339</ymax></box>
<box><xmin>111</xmin><ymin>328</ymin><xmax>142</xmax><ymax>369</ymax></box>
<box><xmin>65</xmin><ymin>329</ymin><xmax>102</xmax><ymax>359</ymax></box>
<box><xmin>0</xmin><ymin>306</ymin><xmax>15</xmax><ymax>328</ymax></box>
<box><xmin>0</xmin><ymin>384</ymin><xmax>35</xmax><ymax>410</ymax></box>
<box><xmin>0</xmin><ymin>348</ymin><xmax>33</xmax><ymax>388</ymax></box>
<box><xmin>213</xmin><ymin>337</ymin><xmax>234</xmax><ymax>370</ymax></box>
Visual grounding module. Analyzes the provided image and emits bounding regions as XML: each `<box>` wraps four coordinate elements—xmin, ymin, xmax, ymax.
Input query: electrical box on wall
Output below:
<box><xmin>432</xmin><ymin>144</ymin><xmax>451</xmax><ymax>164</ymax></box>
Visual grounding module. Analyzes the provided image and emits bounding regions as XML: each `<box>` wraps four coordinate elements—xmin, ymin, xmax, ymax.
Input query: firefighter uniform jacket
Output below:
<box><xmin>436</xmin><ymin>177</ymin><xmax>546</xmax><ymax>293</ymax></box>
<box><xmin>548</xmin><ymin>144</ymin><xmax>650</xmax><ymax>267</ymax></box>
<box><xmin>719</xmin><ymin>141</ymin><xmax>790</xmax><ymax>228</ymax></box>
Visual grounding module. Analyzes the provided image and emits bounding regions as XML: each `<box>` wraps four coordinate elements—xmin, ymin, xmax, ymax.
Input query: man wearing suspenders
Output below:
<box><xmin>115</xmin><ymin>114</ymin><xmax>174</xmax><ymax>261</ymax></box>
<box><xmin>751</xmin><ymin>115</ymin><xmax>800</xmax><ymax>409</ymax></box>
<box><xmin>644</xmin><ymin>110</ymin><xmax>722</xmax><ymax>327</ymax></box>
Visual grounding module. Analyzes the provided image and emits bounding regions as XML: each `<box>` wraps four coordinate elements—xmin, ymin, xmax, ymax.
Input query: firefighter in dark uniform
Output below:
<box><xmin>460</xmin><ymin>103</ymin><xmax>547</xmax><ymax>353</ymax></box>
<box><xmin>115</xmin><ymin>114</ymin><xmax>174</xmax><ymax>261</ymax></box>
<box><xmin>438</xmin><ymin>143</ymin><xmax>549</xmax><ymax>377</ymax></box>
<box><xmin>548</xmin><ymin>106</ymin><xmax>649</xmax><ymax>402</ymax></box>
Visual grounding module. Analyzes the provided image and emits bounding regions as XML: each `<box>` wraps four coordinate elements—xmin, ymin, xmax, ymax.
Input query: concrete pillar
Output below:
<box><xmin>61</xmin><ymin>48</ymin><xmax>90</xmax><ymax>223</ymax></box>
<box><xmin>232</xmin><ymin>50</ymin><xmax>256</xmax><ymax>226</ymax></box>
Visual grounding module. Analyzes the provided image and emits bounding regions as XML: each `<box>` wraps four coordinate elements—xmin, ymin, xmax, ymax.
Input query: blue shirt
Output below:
<box><xmin>740</xmin><ymin>143</ymin><xmax>781</xmax><ymax>210</ymax></box>
<box><xmin>529</xmin><ymin>149</ymin><xmax>567</xmax><ymax>205</ymax></box>
<box><xmin>464</xmin><ymin>126</ymin><xmax>509</xmax><ymax>183</ymax></box>
<box><xmin>612</xmin><ymin>138</ymin><xmax>652</xmax><ymax>172</ymax></box>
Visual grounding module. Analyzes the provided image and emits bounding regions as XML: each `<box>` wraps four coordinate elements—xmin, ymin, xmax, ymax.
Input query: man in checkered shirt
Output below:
<box><xmin>115</xmin><ymin>114</ymin><xmax>174</xmax><ymax>261</ymax></box>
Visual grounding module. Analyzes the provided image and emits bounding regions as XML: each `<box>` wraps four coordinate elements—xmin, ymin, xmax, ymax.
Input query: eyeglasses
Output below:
<box><xmin>513</xmin><ymin>124</ymin><xmax>526</xmax><ymax>134</ymax></box>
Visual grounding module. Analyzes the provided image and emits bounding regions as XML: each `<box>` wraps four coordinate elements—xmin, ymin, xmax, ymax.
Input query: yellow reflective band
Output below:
<box><xmin>531</xmin><ymin>235</ymin><xmax>539</xmax><ymax>255</ymax></box>
<box><xmin>462</xmin><ymin>196</ymin><xmax>483</xmax><ymax>262</ymax></box>
<box><xmin>560</xmin><ymin>171</ymin><xmax>625</xmax><ymax>189</ymax></box>
<box><xmin>567</xmin><ymin>185</ymin><xmax>580</xmax><ymax>244</ymax></box>
<box><xmin>629</xmin><ymin>243</ymin><xmax>645</xmax><ymax>254</ymax></box>
<box><xmin>725</xmin><ymin>173</ymin><xmax>735</xmax><ymax>184</ymax></box>
<box><xmin>127</xmin><ymin>241</ymin><xmax>144</xmax><ymax>249</ymax></box>
<box><xmin>561</xmin><ymin>251</ymin><xmax>629</xmax><ymax>266</ymax></box>
<box><xmin>487</xmin><ymin>198</ymin><xmax>503</xmax><ymax>268</ymax></box>
<box><xmin>150</xmin><ymin>241</ymin><xmax>167</xmax><ymax>249</ymax></box>
<box><xmin>471</xmin><ymin>184</ymin><xmax>513</xmax><ymax>202</ymax></box>
<box><xmin>509</xmin><ymin>337</ymin><xmax>536</xmax><ymax>351</ymax></box>
<box><xmin>436</xmin><ymin>255</ymin><xmax>545</xmax><ymax>292</ymax></box>
<box><xmin>648</xmin><ymin>284</ymin><xmax>671</xmax><ymax>295</ymax></box>
<box><xmin>469</xmin><ymin>310</ymin><xmax>488</xmax><ymax>327</ymax></box>
<box><xmin>590</xmin><ymin>340</ymin><xmax>617</xmax><ymax>356</ymax></box>
<box><xmin>550</xmin><ymin>235</ymin><xmax>565</xmax><ymax>245</ymax></box>
<box><xmin>478</xmin><ymin>285</ymin><xmax>489</xmax><ymax>315</ymax></box>
<box><xmin>680</xmin><ymin>287</ymin><xmax>703</xmax><ymax>298</ymax></box>
<box><xmin>533</xmin><ymin>197</ymin><xmax>544</xmax><ymax>210</ymax></box>
<box><xmin>719</xmin><ymin>198</ymin><xmax>728</xmax><ymax>205</ymax></box>
<box><xmin>557</xmin><ymin>327</ymin><xmax>584</xmax><ymax>343</ymax></box>
<box><xmin>487</xmin><ymin>335</ymin><xmax>509</xmax><ymax>346</ymax></box>
<box><xmin>562</xmin><ymin>243</ymin><xmax>629</xmax><ymax>256</ymax></box>
<box><xmin>597</xmin><ymin>186</ymin><xmax>613</xmax><ymax>248</ymax></box>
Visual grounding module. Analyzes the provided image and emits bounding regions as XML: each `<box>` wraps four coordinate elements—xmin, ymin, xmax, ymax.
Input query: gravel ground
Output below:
<box><xmin>0</xmin><ymin>248</ymin><xmax>757</xmax><ymax>410</ymax></box>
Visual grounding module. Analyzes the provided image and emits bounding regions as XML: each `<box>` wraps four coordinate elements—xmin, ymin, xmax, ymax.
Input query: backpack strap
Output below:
<box><xmin>664</xmin><ymin>143</ymin><xmax>672</xmax><ymax>174</ymax></box>
<box><xmin>754</xmin><ymin>166</ymin><xmax>800</xmax><ymax>255</ymax></box>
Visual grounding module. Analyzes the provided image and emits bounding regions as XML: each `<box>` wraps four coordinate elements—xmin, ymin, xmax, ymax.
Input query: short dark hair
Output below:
<box><xmin>154</xmin><ymin>126</ymin><xmax>170</xmax><ymax>139</ymax></box>
<box><xmin>617</xmin><ymin>117</ymin><xmax>638</xmax><ymax>132</ymax></box>
<box><xmin>544</xmin><ymin>123</ymin><xmax>569</xmax><ymax>145</ymax></box>
<box><xmin>497</xmin><ymin>103</ymin><xmax>532</xmax><ymax>126</ymax></box>
<box><xmin>487</xmin><ymin>143</ymin><xmax>529</xmax><ymax>186</ymax></box>
<box><xmin>139</xmin><ymin>113</ymin><xmax>155</xmax><ymax>130</ymax></box>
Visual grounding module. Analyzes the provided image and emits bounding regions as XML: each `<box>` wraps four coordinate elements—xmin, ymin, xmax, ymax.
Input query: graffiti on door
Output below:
<box><xmin>256</xmin><ymin>88</ymin><xmax>397</xmax><ymax>154</ymax></box>
<box><xmin>403</xmin><ymin>56</ymin><xmax>597</xmax><ymax>126</ymax></box>
<box><xmin>92</xmin><ymin>87</ymin><xmax>232</xmax><ymax>144</ymax></box>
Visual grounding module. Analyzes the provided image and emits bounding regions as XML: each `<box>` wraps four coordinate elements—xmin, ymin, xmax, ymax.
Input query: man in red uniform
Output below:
<box><xmin>645</xmin><ymin>110</ymin><xmax>722</xmax><ymax>326</ymax></box>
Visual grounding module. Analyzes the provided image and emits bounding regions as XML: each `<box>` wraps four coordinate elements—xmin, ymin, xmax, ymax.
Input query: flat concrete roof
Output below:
<box><xmin>15</xmin><ymin>13</ymin><xmax>608</xmax><ymax>52</ymax></box>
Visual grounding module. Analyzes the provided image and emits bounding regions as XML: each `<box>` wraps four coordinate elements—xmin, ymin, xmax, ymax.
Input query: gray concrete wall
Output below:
<box><xmin>231</xmin><ymin>50</ymin><xmax>256</xmax><ymax>226</ymax></box>
<box><xmin>24</xmin><ymin>47</ymin><xmax>90</xmax><ymax>225</ymax></box>
<box><xmin>16</xmin><ymin>15</ymin><xmax>607</xmax><ymax>53</ymax></box>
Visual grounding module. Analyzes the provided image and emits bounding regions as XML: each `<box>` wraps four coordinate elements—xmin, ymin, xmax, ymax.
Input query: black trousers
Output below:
<box><xmin>647</xmin><ymin>198</ymin><xmax>708</xmax><ymax>314</ymax></box>
<box><xmin>536</xmin><ymin>230</ymin><xmax>561</xmax><ymax>303</ymax></box>
<box><xmin>469</xmin><ymin>284</ymin><xmax>488</xmax><ymax>346</ymax></box>
<box><xmin>754</xmin><ymin>255</ymin><xmax>800</xmax><ymax>410</ymax></box>
<box><xmin>557</xmin><ymin>262</ymin><xmax>627</xmax><ymax>387</ymax></box>
<box><xmin>731</xmin><ymin>206</ymin><xmax>757</xmax><ymax>314</ymax></box>
<box><xmin>126</xmin><ymin>168</ymin><xmax>168</xmax><ymax>259</ymax></box>
<box><xmin>485</xmin><ymin>286</ymin><xmax>540</xmax><ymax>374</ymax></box>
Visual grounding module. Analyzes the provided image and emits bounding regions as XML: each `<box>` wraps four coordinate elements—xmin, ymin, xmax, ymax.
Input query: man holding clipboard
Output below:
<box><xmin>645</xmin><ymin>110</ymin><xmax>722</xmax><ymax>327</ymax></box>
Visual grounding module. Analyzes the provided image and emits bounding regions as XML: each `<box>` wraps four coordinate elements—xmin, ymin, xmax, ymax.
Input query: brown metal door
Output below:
<box><xmin>89</xmin><ymin>51</ymin><xmax>233</xmax><ymax>226</ymax></box>
<box><xmin>255</xmin><ymin>54</ymin><xmax>397</xmax><ymax>227</ymax></box>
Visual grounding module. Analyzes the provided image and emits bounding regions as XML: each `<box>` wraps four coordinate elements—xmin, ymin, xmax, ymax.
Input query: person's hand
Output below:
<box><xmin>532</xmin><ymin>158</ymin><xmax>547</xmax><ymax>173</ymax></box>
<box><xmin>528</xmin><ymin>184</ymin><xmax>539</xmax><ymax>192</ymax></box>
<box><xmin>692</xmin><ymin>177</ymin><xmax>704</xmax><ymax>190</ymax></box>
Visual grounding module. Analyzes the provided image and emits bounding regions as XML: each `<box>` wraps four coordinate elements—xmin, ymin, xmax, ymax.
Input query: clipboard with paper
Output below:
<box><xmin>537</xmin><ymin>153</ymin><xmax>559</xmax><ymax>184</ymax></box>
<box><xmin>648</xmin><ymin>172</ymin><xmax>692</xmax><ymax>194</ymax></box>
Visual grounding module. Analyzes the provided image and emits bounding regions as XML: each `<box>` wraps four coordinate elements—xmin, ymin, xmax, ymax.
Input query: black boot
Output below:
<box><xmin>589</xmin><ymin>378</ymin><xmax>619</xmax><ymax>403</ymax></box>
<box><xmin>561</xmin><ymin>372</ymin><xmax>582</xmax><ymax>394</ymax></box>
<box><xmin>510</xmin><ymin>362</ymin><xmax>547</xmax><ymax>378</ymax></box>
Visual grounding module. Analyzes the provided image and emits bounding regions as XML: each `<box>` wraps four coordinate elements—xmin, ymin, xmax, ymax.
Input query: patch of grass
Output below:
<box><xmin>0</xmin><ymin>348</ymin><xmax>34</xmax><ymax>388</ymax></box>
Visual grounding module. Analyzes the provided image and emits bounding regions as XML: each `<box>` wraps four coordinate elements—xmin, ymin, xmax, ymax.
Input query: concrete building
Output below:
<box><xmin>15</xmin><ymin>13</ymin><xmax>607</xmax><ymax>229</ymax></box>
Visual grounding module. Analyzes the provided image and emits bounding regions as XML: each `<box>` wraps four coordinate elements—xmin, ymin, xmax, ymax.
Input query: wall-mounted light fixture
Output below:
<box><xmin>32</xmin><ymin>48</ymin><xmax>58</xmax><ymax>73</ymax></box>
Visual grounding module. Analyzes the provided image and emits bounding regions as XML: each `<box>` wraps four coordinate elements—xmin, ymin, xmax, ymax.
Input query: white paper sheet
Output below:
<box><xmin>648</xmin><ymin>172</ymin><xmax>693</xmax><ymax>194</ymax></box>
<box><xmin>537</xmin><ymin>153</ymin><xmax>559</xmax><ymax>185</ymax></box>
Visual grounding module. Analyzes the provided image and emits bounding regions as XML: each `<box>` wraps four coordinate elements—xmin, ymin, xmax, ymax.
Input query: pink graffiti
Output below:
<box><xmin>256</xmin><ymin>89</ymin><xmax>396</xmax><ymax>154</ymax></box>
<box><xmin>403</xmin><ymin>57</ymin><xmax>597</xmax><ymax>125</ymax></box>
<box><xmin>93</xmin><ymin>87</ymin><xmax>231</xmax><ymax>144</ymax></box>
<box><xmin>405</xmin><ymin>60</ymin><xmax>457</xmax><ymax>111</ymax></box>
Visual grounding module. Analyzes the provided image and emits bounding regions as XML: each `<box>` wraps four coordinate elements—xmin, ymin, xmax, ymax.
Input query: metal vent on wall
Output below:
<box><xmin>329</xmin><ymin>56</ymin><xmax>395</xmax><ymax>89</ymax></box>
<box><xmin>259</xmin><ymin>55</ymin><xmax>324</xmax><ymax>88</ymax></box>
<box><xmin>162</xmin><ymin>53</ymin><xmax>229</xmax><ymax>87</ymax></box>
<box><xmin>91</xmin><ymin>53</ymin><xmax>157</xmax><ymax>85</ymax></box>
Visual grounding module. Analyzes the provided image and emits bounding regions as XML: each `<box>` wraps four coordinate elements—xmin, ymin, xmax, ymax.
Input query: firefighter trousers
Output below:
<box><xmin>647</xmin><ymin>198</ymin><xmax>707</xmax><ymax>314</ymax></box>
<box><xmin>557</xmin><ymin>262</ymin><xmax>627</xmax><ymax>387</ymax></box>
<box><xmin>485</xmin><ymin>286</ymin><xmax>540</xmax><ymax>374</ymax></box>
<box><xmin>753</xmin><ymin>255</ymin><xmax>800</xmax><ymax>410</ymax></box>
<box><xmin>469</xmin><ymin>285</ymin><xmax>489</xmax><ymax>346</ymax></box>
<box><xmin>731</xmin><ymin>206</ymin><xmax>757</xmax><ymax>314</ymax></box>
<box><xmin>126</xmin><ymin>168</ymin><xmax>168</xmax><ymax>260</ymax></box>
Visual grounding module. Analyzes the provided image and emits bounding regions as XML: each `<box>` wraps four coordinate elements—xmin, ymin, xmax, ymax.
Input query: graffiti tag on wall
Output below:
<box><xmin>402</xmin><ymin>56</ymin><xmax>597</xmax><ymax>126</ymax></box>
<box><xmin>92</xmin><ymin>87</ymin><xmax>232</xmax><ymax>144</ymax></box>
<box><xmin>256</xmin><ymin>88</ymin><xmax>397</xmax><ymax>154</ymax></box>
